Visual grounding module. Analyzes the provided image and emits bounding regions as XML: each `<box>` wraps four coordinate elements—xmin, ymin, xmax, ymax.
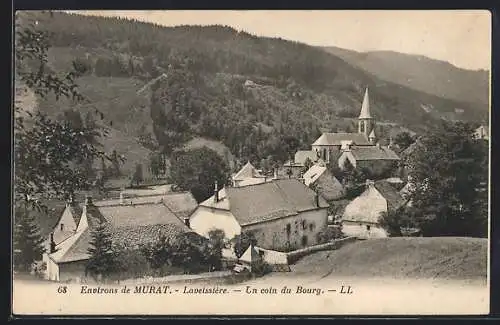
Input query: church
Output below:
<box><xmin>311</xmin><ymin>88</ymin><xmax>377</xmax><ymax>163</ymax></box>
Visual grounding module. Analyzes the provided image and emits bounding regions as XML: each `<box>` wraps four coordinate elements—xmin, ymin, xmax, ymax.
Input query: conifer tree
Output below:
<box><xmin>85</xmin><ymin>220</ymin><xmax>117</xmax><ymax>281</ymax></box>
<box><xmin>13</xmin><ymin>207</ymin><xmax>46</xmax><ymax>272</ymax></box>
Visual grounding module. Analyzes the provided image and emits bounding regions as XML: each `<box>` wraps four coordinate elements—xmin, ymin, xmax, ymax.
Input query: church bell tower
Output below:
<box><xmin>358</xmin><ymin>88</ymin><xmax>374</xmax><ymax>138</ymax></box>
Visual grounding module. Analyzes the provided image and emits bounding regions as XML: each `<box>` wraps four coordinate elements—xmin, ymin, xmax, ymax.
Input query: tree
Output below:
<box><xmin>149</xmin><ymin>151</ymin><xmax>165</xmax><ymax>179</ymax></box>
<box><xmin>13</xmin><ymin>206</ymin><xmax>46</xmax><ymax>272</ymax></box>
<box><xmin>169</xmin><ymin>147</ymin><xmax>230</xmax><ymax>202</ymax></box>
<box><xmin>14</xmin><ymin>13</ymin><xmax>108</xmax><ymax>266</ymax></box>
<box><xmin>394</xmin><ymin>131</ymin><xmax>415</xmax><ymax>151</ymax></box>
<box><xmin>131</xmin><ymin>163</ymin><xmax>144</xmax><ymax>187</ymax></box>
<box><xmin>170</xmin><ymin>234</ymin><xmax>205</xmax><ymax>273</ymax></box>
<box><xmin>405</xmin><ymin>121</ymin><xmax>488</xmax><ymax>237</ymax></box>
<box><xmin>232</xmin><ymin>231</ymin><xmax>257</xmax><ymax>258</ymax></box>
<box><xmin>109</xmin><ymin>150</ymin><xmax>122</xmax><ymax>177</ymax></box>
<box><xmin>301</xmin><ymin>157</ymin><xmax>314</xmax><ymax>174</ymax></box>
<box><xmin>141</xmin><ymin>234</ymin><xmax>172</xmax><ymax>271</ymax></box>
<box><xmin>205</xmin><ymin>229</ymin><xmax>226</xmax><ymax>271</ymax></box>
<box><xmin>85</xmin><ymin>220</ymin><xmax>117</xmax><ymax>282</ymax></box>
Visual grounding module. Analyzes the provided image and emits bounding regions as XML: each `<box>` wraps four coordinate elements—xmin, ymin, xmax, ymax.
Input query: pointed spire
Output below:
<box><xmin>359</xmin><ymin>88</ymin><xmax>372</xmax><ymax>119</ymax></box>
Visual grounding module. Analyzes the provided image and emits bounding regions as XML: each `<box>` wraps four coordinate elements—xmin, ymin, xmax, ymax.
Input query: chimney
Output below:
<box><xmin>184</xmin><ymin>218</ymin><xmax>190</xmax><ymax>228</ymax></box>
<box><xmin>213</xmin><ymin>181</ymin><xmax>219</xmax><ymax>203</ymax></box>
<box><xmin>119</xmin><ymin>192</ymin><xmax>125</xmax><ymax>205</ymax></box>
<box><xmin>273</xmin><ymin>168</ymin><xmax>278</xmax><ymax>180</ymax></box>
<box><xmin>50</xmin><ymin>233</ymin><xmax>56</xmax><ymax>253</ymax></box>
<box><xmin>85</xmin><ymin>195</ymin><xmax>93</xmax><ymax>206</ymax></box>
<box><xmin>366</xmin><ymin>179</ymin><xmax>375</xmax><ymax>188</ymax></box>
<box><xmin>314</xmin><ymin>192</ymin><xmax>320</xmax><ymax>208</ymax></box>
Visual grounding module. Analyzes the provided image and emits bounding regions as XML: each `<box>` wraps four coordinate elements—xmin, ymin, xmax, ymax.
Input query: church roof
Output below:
<box><xmin>349</xmin><ymin>145</ymin><xmax>400</xmax><ymax>161</ymax></box>
<box><xmin>359</xmin><ymin>88</ymin><xmax>372</xmax><ymax>119</ymax></box>
<box><xmin>312</xmin><ymin>133</ymin><xmax>371</xmax><ymax>146</ymax></box>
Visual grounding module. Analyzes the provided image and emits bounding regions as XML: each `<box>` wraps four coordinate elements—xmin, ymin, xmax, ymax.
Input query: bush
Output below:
<box><xmin>251</xmin><ymin>260</ymin><xmax>272</xmax><ymax>277</ymax></box>
<box><xmin>316</xmin><ymin>226</ymin><xmax>343</xmax><ymax>244</ymax></box>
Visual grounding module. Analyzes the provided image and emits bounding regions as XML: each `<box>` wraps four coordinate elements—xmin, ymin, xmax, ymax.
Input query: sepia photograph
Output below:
<box><xmin>12</xmin><ymin>9</ymin><xmax>491</xmax><ymax>315</ymax></box>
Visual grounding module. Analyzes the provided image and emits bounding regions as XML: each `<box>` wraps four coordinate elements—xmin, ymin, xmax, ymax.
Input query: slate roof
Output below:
<box><xmin>312</xmin><ymin>133</ymin><xmax>372</xmax><ymax>146</ymax></box>
<box><xmin>303</xmin><ymin>164</ymin><xmax>327</xmax><ymax>186</ymax></box>
<box><xmin>359</xmin><ymin>88</ymin><xmax>372</xmax><ymax>119</ymax></box>
<box><xmin>50</xmin><ymin>197</ymin><xmax>197</xmax><ymax>264</ymax></box>
<box><xmin>373</xmin><ymin>181</ymin><xmax>406</xmax><ymax>210</ymax></box>
<box><xmin>349</xmin><ymin>145</ymin><xmax>400</xmax><ymax>161</ymax></box>
<box><xmin>198</xmin><ymin>179</ymin><xmax>329</xmax><ymax>226</ymax></box>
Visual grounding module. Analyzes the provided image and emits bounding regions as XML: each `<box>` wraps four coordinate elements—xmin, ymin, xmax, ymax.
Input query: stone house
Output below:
<box><xmin>188</xmin><ymin>178</ymin><xmax>330</xmax><ymax>252</ymax></box>
<box><xmin>43</xmin><ymin>191</ymin><xmax>198</xmax><ymax>282</ymax></box>
<box><xmin>474</xmin><ymin>125</ymin><xmax>489</xmax><ymax>140</ymax></box>
<box><xmin>337</xmin><ymin>143</ymin><xmax>400</xmax><ymax>178</ymax></box>
<box><xmin>341</xmin><ymin>180</ymin><xmax>406</xmax><ymax>239</ymax></box>
<box><xmin>302</xmin><ymin>163</ymin><xmax>344</xmax><ymax>201</ymax></box>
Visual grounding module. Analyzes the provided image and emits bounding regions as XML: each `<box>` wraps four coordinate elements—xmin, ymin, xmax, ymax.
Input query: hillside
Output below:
<box><xmin>292</xmin><ymin>237</ymin><xmax>487</xmax><ymax>281</ymax></box>
<box><xmin>322</xmin><ymin>46</ymin><xmax>489</xmax><ymax>112</ymax></box>
<box><xmin>16</xmin><ymin>11</ymin><xmax>488</xmax><ymax>175</ymax></box>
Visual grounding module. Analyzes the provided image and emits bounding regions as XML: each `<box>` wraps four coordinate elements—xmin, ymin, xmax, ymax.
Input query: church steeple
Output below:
<box><xmin>358</xmin><ymin>88</ymin><xmax>375</xmax><ymax>137</ymax></box>
<box><xmin>359</xmin><ymin>88</ymin><xmax>371</xmax><ymax>119</ymax></box>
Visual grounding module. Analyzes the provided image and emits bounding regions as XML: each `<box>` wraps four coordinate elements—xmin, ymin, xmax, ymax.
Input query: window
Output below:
<box><xmin>366</xmin><ymin>225</ymin><xmax>371</xmax><ymax>231</ymax></box>
<box><xmin>360</xmin><ymin>123</ymin><xmax>365</xmax><ymax>133</ymax></box>
<box><xmin>302</xmin><ymin>220</ymin><xmax>307</xmax><ymax>230</ymax></box>
<box><xmin>60</xmin><ymin>223</ymin><xmax>64</xmax><ymax>231</ymax></box>
<box><xmin>301</xmin><ymin>235</ymin><xmax>308</xmax><ymax>247</ymax></box>
<box><xmin>309</xmin><ymin>223</ymin><xmax>315</xmax><ymax>231</ymax></box>
<box><xmin>286</xmin><ymin>224</ymin><xmax>291</xmax><ymax>237</ymax></box>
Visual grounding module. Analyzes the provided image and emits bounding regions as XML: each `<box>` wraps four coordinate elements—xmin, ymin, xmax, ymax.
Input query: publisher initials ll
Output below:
<box><xmin>340</xmin><ymin>286</ymin><xmax>353</xmax><ymax>294</ymax></box>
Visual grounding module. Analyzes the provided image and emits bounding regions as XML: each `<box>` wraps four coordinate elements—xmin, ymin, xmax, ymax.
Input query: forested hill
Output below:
<box><xmin>322</xmin><ymin>46</ymin><xmax>489</xmax><ymax>110</ymax></box>
<box><xmin>17</xmin><ymin>11</ymin><xmax>487</xmax><ymax>173</ymax></box>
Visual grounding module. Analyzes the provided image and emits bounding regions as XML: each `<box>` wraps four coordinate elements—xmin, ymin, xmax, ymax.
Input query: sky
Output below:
<box><xmin>71</xmin><ymin>10</ymin><xmax>491</xmax><ymax>71</ymax></box>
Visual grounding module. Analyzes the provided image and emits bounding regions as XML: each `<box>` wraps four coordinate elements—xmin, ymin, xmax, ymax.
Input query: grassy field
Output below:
<box><xmin>291</xmin><ymin>237</ymin><xmax>487</xmax><ymax>282</ymax></box>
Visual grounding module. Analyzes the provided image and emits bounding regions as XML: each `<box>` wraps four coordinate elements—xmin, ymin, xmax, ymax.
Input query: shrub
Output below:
<box><xmin>316</xmin><ymin>226</ymin><xmax>343</xmax><ymax>244</ymax></box>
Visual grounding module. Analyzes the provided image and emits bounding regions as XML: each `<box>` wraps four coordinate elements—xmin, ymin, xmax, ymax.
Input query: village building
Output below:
<box><xmin>311</xmin><ymin>88</ymin><xmax>376</xmax><ymax>163</ymax></box>
<box><xmin>43</xmin><ymin>191</ymin><xmax>198</xmax><ymax>282</ymax></box>
<box><xmin>50</xmin><ymin>195</ymin><xmax>83</xmax><ymax>247</ymax></box>
<box><xmin>474</xmin><ymin>125</ymin><xmax>489</xmax><ymax>140</ymax></box>
<box><xmin>302</xmin><ymin>163</ymin><xmax>344</xmax><ymax>201</ymax></box>
<box><xmin>341</xmin><ymin>180</ymin><xmax>406</xmax><ymax>239</ymax></box>
<box><xmin>231</xmin><ymin>161</ymin><xmax>274</xmax><ymax>187</ymax></box>
<box><xmin>283</xmin><ymin>150</ymin><xmax>321</xmax><ymax>177</ymax></box>
<box><xmin>188</xmin><ymin>178</ymin><xmax>330</xmax><ymax>252</ymax></box>
<box><xmin>337</xmin><ymin>143</ymin><xmax>400</xmax><ymax>178</ymax></box>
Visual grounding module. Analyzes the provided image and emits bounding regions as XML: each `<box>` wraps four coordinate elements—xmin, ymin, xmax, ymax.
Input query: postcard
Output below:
<box><xmin>12</xmin><ymin>9</ymin><xmax>490</xmax><ymax>316</ymax></box>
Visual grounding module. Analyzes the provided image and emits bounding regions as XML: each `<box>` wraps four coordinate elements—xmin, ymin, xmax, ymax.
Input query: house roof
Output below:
<box><xmin>359</xmin><ymin>88</ymin><xmax>372</xmax><ymax>119</ymax></box>
<box><xmin>294</xmin><ymin>150</ymin><xmax>319</xmax><ymax>165</ymax></box>
<box><xmin>373</xmin><ymin>181</ymin><xmax>406</xmax><ymax>210</ymax></box>
<box><xmin>68</xmin><ymin>203</ymin><xmax>83</xmax><ymax>226</ymax></box>
<box><xmin>232</xmin><ymin>161</ymin><xmax>263</xmax><ymax>181</ymax></box>
<box><xmin>349</xmin><ymin>145</ymin><xmax>400</xmax><ymax>161</ymax></box>
<box><xmin>303</xmin><ymin>164</ymin><xmax>327</xmax><ymax>186</ymax></box>
<box><xmin>312</xmin><ymin>133</ymin><xmax>372</xmax><ymax>146</ymax></box>
<box><xmin>51</xmin><ymin>202</ymin><xmax>195</xmax><ymax>264</ymax></box>
<box><xmin>94</xmin><ymin>192</ymin><xmax>197</xmax><ymax>220</ymax></box>
<box><xmin>198</xmin><ymin>179</ymin><xmax>329</xmax><ymax>226</ymax></box>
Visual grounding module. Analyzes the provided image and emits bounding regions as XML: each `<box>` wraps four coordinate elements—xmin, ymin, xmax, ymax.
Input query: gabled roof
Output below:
<box><xmin>232</xmin><ymin>161</ymin><xmax>263</xmax><ymax>181</ymax></box>
<box><xmin>349</xmin><ymin>145</ymin><xmax>400</xmax><ymax>161</ymax></box>
<box><xmin>239</xmin><ymin>245</ymin><xmax>262</xmax><ymax>264</ymax></box>
<box><xmin>303</xmin><ymin>164</ymin><xmax>327</xmax><ymax>186</ymax></box>
<box><xmin>198</xmin><ymin>179</ymin><xmax>329</xmax><ymax>226</ymax></box>
<box><xmin>373</xmin><ymin>181</ymin><xmax>406</xmax><ymax>210</ymax></box>
<box><xmin>51</xmin><ymin>202</ymin><xmax>195</xmax><ymax>264</ymax></box>
<box><xmin>359</xmin><ymin>88</ymin><xmax>372</xmax><ymax>119</ymax></box>
<box><xmin>67</xmin><ymin>203</ymin><xmax>83</xmax><ymax>226</ymax></box>
<box><xmin>312</xmin><ymin>133</ymin><xmax>371</xmax><ymax>146</ymax></box>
